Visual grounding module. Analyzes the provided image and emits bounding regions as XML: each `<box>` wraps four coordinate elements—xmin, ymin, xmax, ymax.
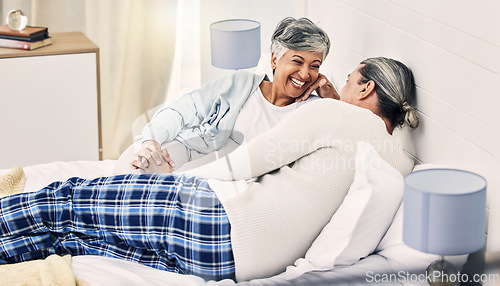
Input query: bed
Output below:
<box><xmin>0</xmin><ymin>66</ymin><xmax>467</xmax><ymax>286</ymax></box>
<box><xmin>0</xmin><ymin>145</ymin><xmax>468</xmax><ymax>286</ymax></box>
<box><xmin>2</xmin><ymin>0</ymin><xmax>499</xmax><ymax>284</ymax></box>
<box><xmin>0</xmin><ymin>71</ymin><xmax>490</xmax><ymax>284</ymax></box>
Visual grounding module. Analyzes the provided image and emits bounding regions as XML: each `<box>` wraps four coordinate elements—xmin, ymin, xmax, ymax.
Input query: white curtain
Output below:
<box><xmin>2</xmin><ymin>0</ymin><xmax>178</xmax><ymax>159</ymax></box>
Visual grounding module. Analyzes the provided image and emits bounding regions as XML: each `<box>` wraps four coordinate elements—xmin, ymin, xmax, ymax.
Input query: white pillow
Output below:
<box><xmin>304</xmin><ymin>142</ymin><xmax>405</xmax><ymax>270</ymax></box>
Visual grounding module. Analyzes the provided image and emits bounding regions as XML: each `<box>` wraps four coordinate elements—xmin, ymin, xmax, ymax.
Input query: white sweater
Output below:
<box><xmin>182</xmin><ymin>99</ymin><xmax>414</xmax><ymax>281</ymax></box>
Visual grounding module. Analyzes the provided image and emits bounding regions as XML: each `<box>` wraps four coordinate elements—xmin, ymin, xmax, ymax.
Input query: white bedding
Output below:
<box><xmin>0</xmin><ymin>159</ymin><xmax>467</xmax><ymax>286</ymax></box>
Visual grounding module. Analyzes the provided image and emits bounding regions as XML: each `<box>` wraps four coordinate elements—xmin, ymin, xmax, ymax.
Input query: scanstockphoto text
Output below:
<box><xmin>365</xmin><ymin>270</ymin><xmax>500</xmax><ymax>284</ymax></box>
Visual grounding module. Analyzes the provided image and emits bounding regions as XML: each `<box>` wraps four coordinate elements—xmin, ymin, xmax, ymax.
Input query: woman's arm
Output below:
<box><xmin>180</xmin><ymin>99</ymin><xmax>342</xmax><ymax>181</ymax></box>
<box><xmin>135</xmin><ymin>72</ymin><xmax>264</xmax><ymax>169</ymax></box>
<box><xmin>138</xmin><ymin>73</ymin><xmax>240</xmax><ymax>144</ymax></box>
<box><xmin>138</xmin><ymin>92</ymin><xmax>206</xmax><ymax>145</ymax></box>
<box><xmin>133</xmin><ymin>93</ymin><xmax>202</xmax><ymax>169</ymax></box>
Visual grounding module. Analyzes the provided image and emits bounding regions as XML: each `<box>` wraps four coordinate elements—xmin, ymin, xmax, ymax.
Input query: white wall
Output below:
<box><xmin>1</xmin><ymin>0</ymin><xmax>86</xmax><ymax>32</ymax></box>
<box><xmin>305</xmin><ymin>0</ymin><xmax>500</xmax><ymax>252</ymax></box>
<box><xmin>1</xmin><ymin>0</ymin><xmax>31</xmax><ymax>25</ymax></box>
<box><xmin>199</xmin><ymin>0</ymin><xmax>308</xmax><ymax>84</ymax></box>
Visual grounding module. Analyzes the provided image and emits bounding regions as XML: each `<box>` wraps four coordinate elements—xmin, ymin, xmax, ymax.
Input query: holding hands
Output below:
<box><xmin>132</xmin><ymin>140</ymin><xmax>175</xmax><ymax>173</ymax></box>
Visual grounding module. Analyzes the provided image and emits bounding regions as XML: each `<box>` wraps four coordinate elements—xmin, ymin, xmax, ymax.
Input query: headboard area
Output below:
<box><xmin>306</xmin><ymin>0</ymin><xmax>500</xmax><ymax>252</ymax></box>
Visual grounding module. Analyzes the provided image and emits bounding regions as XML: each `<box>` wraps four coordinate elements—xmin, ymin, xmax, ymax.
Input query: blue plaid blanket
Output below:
<box><xmin>0</xmin><ymin>173</ymin><xmax>235</xmax><ymax>281</ymax></box>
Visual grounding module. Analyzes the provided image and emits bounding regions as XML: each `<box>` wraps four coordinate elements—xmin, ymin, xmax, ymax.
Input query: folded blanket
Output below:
<box><xmin>0</xmin><ymin>166</ymin><xmax>25</xmax><ymax>198</ymax></box>
<box><xmin>0</xmin><ymin>254</ymin><xmax>88</xmax><ymax>286</ymax></box>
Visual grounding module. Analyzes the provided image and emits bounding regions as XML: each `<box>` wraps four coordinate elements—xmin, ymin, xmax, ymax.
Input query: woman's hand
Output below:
<box><xmin>296</xmin><ymin>73</ymin><xmax>340</xmax><ymax>102</ymax></box>
<box><xmin>138</xmin><ymin>149</ymin><xmax>174</xmax><ymax>173</ymax></box>
<box><xmin>131</xmin><ymin>140</ymin><xmax>175</xmax><ymax>170</ymax></box>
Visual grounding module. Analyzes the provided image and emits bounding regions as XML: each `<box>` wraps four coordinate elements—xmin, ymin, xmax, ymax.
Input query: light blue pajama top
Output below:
<box><xmin>136</xmin><ymin>71</ymin><xmax>317</xmax><ymax>154</ymax></box>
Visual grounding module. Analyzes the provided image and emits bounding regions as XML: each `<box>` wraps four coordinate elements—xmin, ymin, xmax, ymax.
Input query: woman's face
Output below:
<box><xmin>272</xmin><ymin>49</ymin><xmax>323</xmax><ymax>100</ymax></box>
<box><xmin>339</xmin><ymin>64</ymin><xmax>366</xmax><ymax>105</ymax></box>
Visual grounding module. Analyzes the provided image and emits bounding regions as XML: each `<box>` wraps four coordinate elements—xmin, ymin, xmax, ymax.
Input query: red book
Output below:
<box><xmin>0</xmin><ymin>25</ymin><xmax>49</xmax><ymax>42</ymax></box>
<box><xmin>0</xmin><ymin>37</ymin><xmax>52</xmax><ymax>50</ymax></box>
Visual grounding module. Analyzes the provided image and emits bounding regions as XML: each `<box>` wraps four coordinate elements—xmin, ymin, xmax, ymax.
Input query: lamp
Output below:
<box><xmin>403</xmin><ymin>168</ymin><xmax>487</xmax><ymax>285</ymax></box>
<box><xmin>210</xmin><ymin>19</ymin><xmax>261</xmax><ymax>70</ymax></box>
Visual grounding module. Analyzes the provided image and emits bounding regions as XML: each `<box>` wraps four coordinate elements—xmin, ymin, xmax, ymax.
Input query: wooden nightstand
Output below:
<box><xmin>0</xmin><ymin>32</ymin><xmax>102</xmax><ymax>168</ymax></box>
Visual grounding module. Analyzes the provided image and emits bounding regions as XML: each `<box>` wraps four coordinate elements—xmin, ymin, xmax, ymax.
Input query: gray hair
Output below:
<box><xmin>358</xmin><ymin>57</ymin><xmax>419</xmax><ymax>129</ymax></box>
<box><xmin>271</xmin><ymin>17</ymin><xmax>330</xmax><ymax>62</ymax></box>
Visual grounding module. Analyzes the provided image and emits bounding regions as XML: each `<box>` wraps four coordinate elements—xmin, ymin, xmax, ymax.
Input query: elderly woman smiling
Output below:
<box><xmin>115</xmin><ymin>17</ymin><xmax>338</xmax><ymax>174</ymax></box>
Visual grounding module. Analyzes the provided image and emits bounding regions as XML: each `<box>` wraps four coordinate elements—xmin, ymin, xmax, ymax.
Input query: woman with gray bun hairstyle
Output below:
<box><xmin>116</xmin><ymin>17</ymin><xmax>339</xmax><ymax>173</ymax></box>
<box><xmin>359</xmin><ymin>57</ymin><xmax>419</xmax><ymax>132</ymax></box>
<box><xmin>341</xmin><ymin>57</ymin><xmax>419</xmax><ymax>134</ymax></box>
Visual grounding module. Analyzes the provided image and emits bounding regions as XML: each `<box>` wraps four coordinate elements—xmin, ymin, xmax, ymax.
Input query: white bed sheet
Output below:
<box><xmin>0</xmin><ymin>160</ymin><xmax>466</xmax><ymax>286</ymax></box>
<box><xmin>70</xmin><ymin>253</ymin><xmax>410</xmax><ymax>286</ymax></box>
<box><xmin>0</xmin><ymin>160</ymin><xmax>117</xmax><ymax>193</ymax></box>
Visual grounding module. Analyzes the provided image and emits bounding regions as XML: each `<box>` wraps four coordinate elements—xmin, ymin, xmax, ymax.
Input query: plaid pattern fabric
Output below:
<box><xmin>0</xmin><ymin>173</ymin><xmax>235</xmax><ymax>281</ymax></box>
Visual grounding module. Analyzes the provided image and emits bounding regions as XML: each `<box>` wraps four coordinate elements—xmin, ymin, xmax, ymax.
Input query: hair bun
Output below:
<box><xmin>404</xmin><ymin>107</ymin><xmax>419</xmax><ymax>129</ymax></box>
<box><xmin>402</xmin><ymin>102</ymin><xmax>411</xmax><ymax>112</ymax></box>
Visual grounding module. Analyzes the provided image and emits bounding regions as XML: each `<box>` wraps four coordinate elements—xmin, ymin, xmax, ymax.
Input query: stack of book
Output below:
<box><xmin>0</xmin><ymin>25</ymin><xmax>52</xmax><ymax>50</ymax></box>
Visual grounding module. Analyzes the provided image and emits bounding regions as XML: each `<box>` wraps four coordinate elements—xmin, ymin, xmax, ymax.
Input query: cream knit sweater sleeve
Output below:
<box><xmin>180</xmin><ymin>98</ymin><xmax>342</xmax><ymax>181</ymax></box>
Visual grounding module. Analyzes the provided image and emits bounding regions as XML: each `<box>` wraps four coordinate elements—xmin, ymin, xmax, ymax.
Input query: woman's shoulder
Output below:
<box><xmin>298</xmin><ymin>98</ymin><xmax>369</xmax><ymax>114</ymax></box>
<box><xmin>201</xmin><ymin>71</ymin><xmax>264</xmax><ymax>86</ymax></box>
<box><xmin>232</xmin><ymin>70</ymin><xmax>266</xmax><ymax>81</ymax></box>
<box><xmin>199</xmin><ymin>71</ymin><xmax>265</xmax><ymax>95</ymax></box>
<box><xmin>297</xmin><ymin>99</ymin><xmax>383</xmax><ymax>131</ymax></box>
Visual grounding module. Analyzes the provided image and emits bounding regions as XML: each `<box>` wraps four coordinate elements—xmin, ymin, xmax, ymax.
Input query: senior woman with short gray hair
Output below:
<box><xmin>115</xmin><ymin>17</ymin><xmax>338</xmax><ymax>174</ymax></box>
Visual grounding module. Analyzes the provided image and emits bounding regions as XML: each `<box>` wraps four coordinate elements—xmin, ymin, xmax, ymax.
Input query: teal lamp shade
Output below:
<box><xmin>403</xmin><ymin>169</ymin><xmax>487</xmax><ymax>256</ymax></box>
<box><xmin>210</xmin><ymin>19</ymin><xmax>261</xmax><ymax>69</ymax></box>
